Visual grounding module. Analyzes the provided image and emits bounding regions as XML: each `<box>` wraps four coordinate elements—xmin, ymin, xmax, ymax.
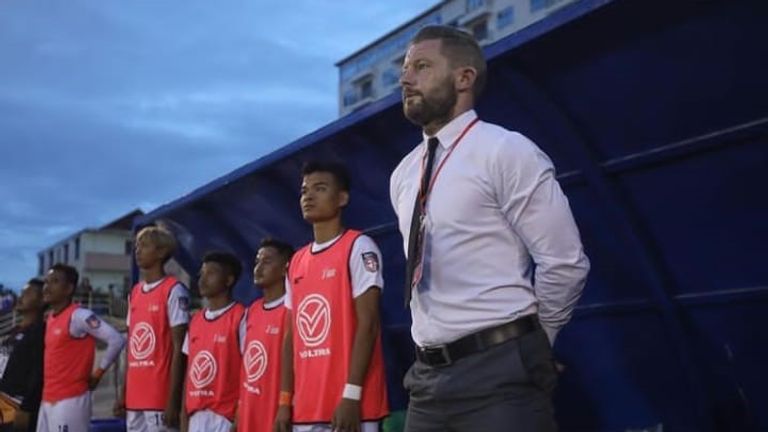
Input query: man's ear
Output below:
<box><xmin>455</xmin><ymin>66</ymin><xmax>477</xmax><ymax>93</ymax></box>
<box><xmin>339</xmin><ymin>190</ymin><xmax>350</xmax><ymax>208</ymax></box>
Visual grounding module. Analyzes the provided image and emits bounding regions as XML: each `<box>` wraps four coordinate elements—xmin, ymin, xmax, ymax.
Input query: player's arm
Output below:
<box><xmin>74</xmin><ymin>310</ymin><xmax>126</xmax><ymax>389</ymax></box>
<box><xmin>274</xmin><ymin>284</ymin><xmax>294</xmax><ymax>432</ymax></box>
<box><xmin>179</xmin><ymin>333</ymin><xmax>190</xmax><ymax>432</ymax></box>
<box><xmin>165</xmin><ymin>324</ymin><xmax>187</xmax><ymax>427</ymax></box>
<box><xmin>332</xmin><ymin>288</ymin><xmax>380</xmax><ymax>432</ymax></box>
<box><xmin>333</xmin><ymin>236</ymin><xmax>384</xmax><ymax>432</ymax></box>
<box><xmin>114</xmin><ymin>294</ymin><xmax>131</xmax><ymax>417</ymax></box>
<box><xmin>166</xmin><ymin>284</ymin><xmax>191</xmax><ymax>427</ymax></box>
<box><xmin>231</xmin><ymin>311</ymin><xmax>247</xmax><ymax>432</ymax></box>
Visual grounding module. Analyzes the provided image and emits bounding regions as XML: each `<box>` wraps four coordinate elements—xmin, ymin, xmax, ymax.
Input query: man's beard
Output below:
<box><xmin>403</xmin><ymin>77</ymin><xmax>457</xmax><ymax>128</ymax></box>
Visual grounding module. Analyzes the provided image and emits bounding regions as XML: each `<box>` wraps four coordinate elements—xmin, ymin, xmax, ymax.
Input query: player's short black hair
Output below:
<box><xmin>301</xmin><ymin>161</ymin><xmax>351</xmax><ymax>192</ymax></box>
<box><xmin>259</xmin><ymin>238</ymin><xmax>294</xmax><ymax>264</ymax></box>
<box><xmin>50</xmin><ymin>264</ymin><xmax>79</xmax><ymax>288</ymax></box>
<box><xmin>202</xmin><ymin>251</ymin><xmax>243</xmax><ymax>289</ymax></box>
<box><xmin>27</xmin><ymin>278</ymin><xmax>45</xmax><ymax>290</ymax></box>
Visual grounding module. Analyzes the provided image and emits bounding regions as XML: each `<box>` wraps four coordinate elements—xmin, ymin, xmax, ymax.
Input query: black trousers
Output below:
<box><xmin>404</xmin><ymin>328</ymin><xmax>558</xmax><ymax>432</ymax></box>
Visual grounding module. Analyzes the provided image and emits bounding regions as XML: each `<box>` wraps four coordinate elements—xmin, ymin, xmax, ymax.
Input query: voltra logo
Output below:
<box><xmin>130</xmin><ymin>322</ymin><xmax>156</xmax><ymax>360</ymax></box>
<box><xmin>244</xmin><ymin>340</ymin><xmax>268</xmax><ymax>383</ymax></box>
<box><xmin>190</xmin><ymin>350</ymin><xmax>217</xmax><ymax>389</ymax></box>
<box><xmin>296</xmin><ymin>294</ymin><xmax>331</xmax><ymax>347</ymax></box>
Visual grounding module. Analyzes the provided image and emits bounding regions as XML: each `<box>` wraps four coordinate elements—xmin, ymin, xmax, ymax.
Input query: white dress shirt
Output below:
<box><xmin>390</xmin><ymin>109</ymin><xmax>590</xmax><ymax>346</ymax></box>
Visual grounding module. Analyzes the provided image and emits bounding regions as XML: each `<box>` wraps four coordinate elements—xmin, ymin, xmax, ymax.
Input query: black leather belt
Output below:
<box><xmin>415</xmin><ymin>315</ymin><xmax>539</xmax><ymax>367</ymax></box>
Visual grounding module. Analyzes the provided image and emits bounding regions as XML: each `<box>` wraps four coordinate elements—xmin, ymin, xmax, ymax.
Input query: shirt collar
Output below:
<box><xmin>263</xmin><ymin>294</ymin><xmax>286</xmax><ymax>310</ymax></box>
<box><xmin>422</xmin><ymin>109</ymin><xmax>478</xmax><ymax>149</ymax></box>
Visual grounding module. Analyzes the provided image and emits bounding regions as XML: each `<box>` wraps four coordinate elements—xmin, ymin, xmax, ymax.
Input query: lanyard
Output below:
<box><xmin>418</xmin><ymin>117</ymin><xmax>479</xmax><ymax>211</ymax></box>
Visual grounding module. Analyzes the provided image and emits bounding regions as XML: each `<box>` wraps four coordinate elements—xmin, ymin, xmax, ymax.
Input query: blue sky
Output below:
<box><xmin>0</xmin><ymin>0</ymin><xmax>435</xmax><ymax>290</ymax></box>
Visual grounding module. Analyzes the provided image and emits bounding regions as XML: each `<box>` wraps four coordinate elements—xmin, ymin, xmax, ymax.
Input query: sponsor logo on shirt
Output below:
<box><xmin>148</xmin><ymin>304</ymin><xmax>160</xmax><ymax>313</ymax></box>
<box><xmin>321</xmin><ymin>268</ymin><xmax>337</xmax><ymax>280</ymax></box>
<box><xmin>213</xmin><ymin>334</ymin><xmax>227</xmax><ymax>344</ymax></box>
<box><xmin>362</xmin><ymin>252</ymin><xmax>380</xmax><ymax>273</ymax></box>
<box><xmin>85</xmin><ymin>314</ymin><xmax>102</xmax><ymax>329</ymax></box>
<box><xmin>265</xmin><ymin>325</ymin><xmax>280</xmax><ymax>335</ymax></box>
<box><xmin>129</xmin><ymin>322</ymin><xmax>156</xmax><ymax>366</ymax></box>
<box><xmin>244</xmin><ymin>340</ymin><xmax>268</xmax><ymax>384</ymax></box>
<box><xmin>296</xmin><ymin>294</ymin><xmax>331</xmax><ymax>359</ymax></box>
<box><xmin>178</xmin><ymin>296</ymin><xmax>189</xmax><ymax>311</ymax></box>
<box><xmin>189</xmin><ymin>350</ymin><xmax>217</xmax><ymax>395</ymax></box>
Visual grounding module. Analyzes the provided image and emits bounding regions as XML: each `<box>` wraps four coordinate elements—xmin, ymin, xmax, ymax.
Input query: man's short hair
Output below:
<box><xmin>50</xmin><ymin>264</ymin><xmax>79</xmax><ymax>289</ymax></box>
<box><xmin>301</xmin><ymin>161</ymin><xmax>351</xmax><ymax>192</ymax></box>
<box><xmin>202</xmin><ymin>251</ymin><xmax>243</xmax><ymax>289</ymax></box>
<box><xmin>136</xmin><ymin>225</ymin><xmax>177</xmax><ymax>263</ymax></box>
<box><xmin>27</xmin><ymin>278</ymin><xmax>44</xmax><ymax>290</ymax></box>
<box><xmin>411</xmin><ymin>25</ymin><xmax>487</xmax><ymax>97</ymax></box>
<box><xmin>259</xmin><ymin>238</ymin><xmax>294</xmax><ymax>264</ymax></box>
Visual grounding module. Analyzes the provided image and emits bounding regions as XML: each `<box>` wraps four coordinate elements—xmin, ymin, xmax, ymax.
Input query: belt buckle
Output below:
<box><xmin>422</xmin><ymin>344</ymin><xmax>452</xmax><ymax>367</ymax></box>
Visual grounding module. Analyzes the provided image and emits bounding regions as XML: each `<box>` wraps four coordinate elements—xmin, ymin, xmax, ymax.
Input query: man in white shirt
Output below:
<box><xmin>391</xmin><ymin>25</ymin><xmax>590</xmax><ymax>431</ymax></box>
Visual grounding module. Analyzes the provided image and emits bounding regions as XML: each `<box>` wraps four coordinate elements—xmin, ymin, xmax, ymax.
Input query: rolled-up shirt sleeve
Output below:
<box><xmin>493</xmin><ymin>132</ymin><xmax>590</xmax><ymax>343</ymax></box>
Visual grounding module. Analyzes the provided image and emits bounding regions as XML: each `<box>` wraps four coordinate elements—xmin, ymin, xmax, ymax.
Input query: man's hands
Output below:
<box><xmin>273</xmin><ymin>405</ymin><xmax>291</xmax><ymax>432</ymax></box>
<box><xmin>88</xmin><ymin>367</ymin><xmax>106</xmax><ymax>390</ymax></box>
<box><xmin>13</xmin><ymin>410</ymin><xmax>30</xmax><ymax>431</ymax></box>
<box><xmin>331</xmin><ymin>398</ymin><xmax>361</xmax><ymax>432</ymax></box>
<box><xmin>113</xmin><ymin>395</ymin><xmax>126</xmax><ymax>417</ymax></box>
<box><xmin>164</xmin><ymin>403</ymin><xmax>181</xmax><ymax>428</ymax></box>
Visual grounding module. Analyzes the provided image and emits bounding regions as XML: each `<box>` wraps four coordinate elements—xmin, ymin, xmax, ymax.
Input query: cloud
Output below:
<box><xmin>0</xmin><ymin>0</ymin><xmax>435</xmax><ymax>289</ymax></box>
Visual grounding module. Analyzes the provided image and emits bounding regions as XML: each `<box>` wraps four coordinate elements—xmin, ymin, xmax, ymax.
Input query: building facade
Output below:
<box><xmin>37</xmin><ymin>209</ymin><xmax>143</xmax><ymax>295</ymax></box>
<box><xmin>337</xmin><ymin>0</ymin><xmax>574</xmax><ymax>116</ymax></box>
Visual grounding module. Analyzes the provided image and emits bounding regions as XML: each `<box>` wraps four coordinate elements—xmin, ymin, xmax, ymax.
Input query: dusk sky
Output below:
<box><xmin>0</xmin><ymin>0</ymin><xmax>436</xmax><ymax>290</ymax></box>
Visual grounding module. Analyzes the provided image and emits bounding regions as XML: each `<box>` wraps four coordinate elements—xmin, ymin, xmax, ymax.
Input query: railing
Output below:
<box><xmin>0</xmin><ymin>310</ymin><xmax>19</xmax><ymax>339</ymax></box>
<box><xmin>73</xmin><ymin>293</ymin><xmax>128</xmax><ymax>318</ymax></box>
<box><xmin>0</xmin><ymin>293</ymin><xmax>128</xmax><ymax>340</ymax></box>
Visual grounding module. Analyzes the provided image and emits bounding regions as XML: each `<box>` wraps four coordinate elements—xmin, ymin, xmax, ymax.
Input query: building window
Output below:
<box><xmin>382</xmin><ymin>67</ymin><xmax>400</xmax><ymax>87</ymax></box>
<box><xmin>467</xmin><ymin>0</ymin><xmax>484</xmax><ymax>13</ymax></box>
<box><xmin>360</xmin><ymin>79</ymin><xmax>374</xmax><ymax>99</ymax></box>
<box><xmin>48</xmin><ymin>250</ymin><xmax>53</xmax><ymax>268</ymax></box>
<box><xmin>531</xmin><ymin>0</ymin><xmax>550</xmax><ymax>13</ymax></box>
<box><xmin>497</xmin><ymin>6</ymin><xmax>514</xmax><ymax>29</ymax></box>
<box><xmin>125</xmin><ymin>240</ymin><xmax>133</xmax><ymax>255</ymax></box>
<box><xmin>470</xmin><ymin>19</ymin><xmax>488</xmax><ymax>41</ymax></box>
<box><xmin>38</xmin><ymin>255</ymin><xmax>44</xmax><ymax>275</ymax></box>
<box><xmin>343</xmin><ymin>89</ymin><xmax>359</xmax><ymax>107</ymax></box>
<box><xmin>75</xmin><ymin>237</ymin><xmax>80</xmax><ymax>260</ymax></box>
<box><xmin>64</xmin><ymin>243</ymin><xmax>69</xmax><ymax>264</ymax></box>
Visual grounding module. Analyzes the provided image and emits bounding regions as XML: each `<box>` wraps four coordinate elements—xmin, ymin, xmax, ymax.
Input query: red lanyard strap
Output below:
<box><xmin>418</xmin><ymin>117</ymin><xmax>480</xmax><ymax>209</ymax></box>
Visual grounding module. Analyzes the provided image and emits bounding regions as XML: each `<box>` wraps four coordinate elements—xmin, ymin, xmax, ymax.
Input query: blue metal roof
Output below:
<box><xmin>137</xmin><ymin>0</ymin><xmax>768</xmax><ymax>430</ymax></box>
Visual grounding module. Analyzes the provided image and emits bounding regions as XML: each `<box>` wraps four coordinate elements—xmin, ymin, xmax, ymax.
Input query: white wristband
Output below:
<box><xmin>342</xmin><ymin>383</ymin><xmax>362</xmax><ymax>401</ymax></box>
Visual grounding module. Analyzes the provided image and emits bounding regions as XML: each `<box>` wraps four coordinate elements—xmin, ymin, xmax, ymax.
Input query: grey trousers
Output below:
<box><xmin>404</xmin><ymin>328</ymin><xmax>558</xmax><ymax>432</ymax></box>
